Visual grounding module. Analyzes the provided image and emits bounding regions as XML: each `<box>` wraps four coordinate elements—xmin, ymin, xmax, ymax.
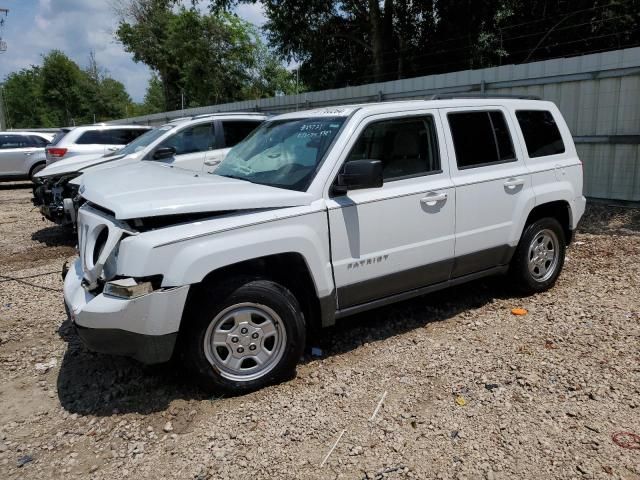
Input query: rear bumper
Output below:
<box><xmin>63</xmin><ymin>258</ymin><xmax>189</xmax><ymax>364</ymax></box>
<box><xmin>571</xmin><ymin>195</ymin><xmax>587</xmax><ymax>230</ymax></box>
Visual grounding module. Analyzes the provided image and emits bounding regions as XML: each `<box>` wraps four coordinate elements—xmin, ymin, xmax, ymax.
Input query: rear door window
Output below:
<box><xmin>515</xmin><ymin>110</ymin><xmax>565</xmax><ymax>158</ymax></box>
<box><xmin>447</xmin><ymin>111</ymin><xmax>516</xmax><ymax>169</ymax></box>
<box><xmin>76</xmin><ymin>130</ymin><xmax>112</xmax><ymax>145</ymax></box>
<box><xmin>222</xmin><ymin>121</ymin><xmax>262</xmax><ymax>148</ymax></box>
<box><xmin>159</xmin><ymin>123</ymin><xmax>215</xmax><ymax>155</ymax></box>
<box><xmin>0</xmin><ymin>135</ymin><xmax>29</xmax><ymax>149</ymax></box>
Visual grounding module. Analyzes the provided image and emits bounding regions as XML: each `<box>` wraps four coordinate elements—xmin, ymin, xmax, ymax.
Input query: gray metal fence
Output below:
<box><xmin>111</xmin><ymin>47</ymin><xmax>640</xmax><ymax>202</ymax></box>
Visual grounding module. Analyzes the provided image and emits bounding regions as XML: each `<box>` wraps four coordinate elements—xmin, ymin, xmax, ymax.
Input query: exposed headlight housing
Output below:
<box><xmin>104</xmin><ymin>278</ymin><xmax>154</xmax><ymax>299</ymax></box>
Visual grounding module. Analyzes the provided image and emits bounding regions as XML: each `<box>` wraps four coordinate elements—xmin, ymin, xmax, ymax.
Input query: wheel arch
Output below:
<box><xmin>185</xmin><ymin>252</ymin><xmax>326</xmax><ymax>337</ymax></box>
<box><xmin>28</xmin><ymin>161</ymin><xmax>46</xmax><ymax>179</ymax></box>
<box><xmin>524</xmin><ymin>200</ymin><xmax>572</xmax><ymax>244</ymax></box>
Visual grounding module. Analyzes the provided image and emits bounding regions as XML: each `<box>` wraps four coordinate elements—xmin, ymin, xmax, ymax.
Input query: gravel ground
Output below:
<box><xmin>0</xmin><ymin>183</ymin><xmax>639</xmax><ymax>480</ymax></box>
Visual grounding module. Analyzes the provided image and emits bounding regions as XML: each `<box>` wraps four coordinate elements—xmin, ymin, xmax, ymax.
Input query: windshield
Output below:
<box><xmin>215</xmin><ymin>117</ymin><xmax>346</xmax><ymax>191</ymax></box>
<box><xmin>106</xmin><ymin>125</ymin><xmax>175</xmax><ymax>157</ymax></box>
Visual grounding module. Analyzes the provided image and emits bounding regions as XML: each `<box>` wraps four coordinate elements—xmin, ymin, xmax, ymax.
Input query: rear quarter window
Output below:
<box><xmin>515</xmin><ymin>110</ymin><xmax>565</xmax><ymax>158</ymax></box>
<box><xmin>76</xmin><ymin>130</ymin><xmax>112</xmax><ymax>145</ymax></box>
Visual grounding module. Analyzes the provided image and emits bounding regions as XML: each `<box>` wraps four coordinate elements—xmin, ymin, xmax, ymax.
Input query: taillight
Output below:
<box><xmin>47</xmin><ymin>147</ymin><xmax>67</xmax><ymax>158</ymax></box>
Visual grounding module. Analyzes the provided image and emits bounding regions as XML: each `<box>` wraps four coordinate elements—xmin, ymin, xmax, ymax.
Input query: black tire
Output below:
<box><xmin>29</xmin><ymin>162</ymin><xmax>46</xmax><ymax>181</ymax></box>
<box><xmin>181</xmin><ymin>276</ymin><xmax>305</xmax><ymax>395</ymax></box>
<box><xmin>509</xmin><ymin>217</ymin><xmax>566</xmax><ymax>294</ymax></box>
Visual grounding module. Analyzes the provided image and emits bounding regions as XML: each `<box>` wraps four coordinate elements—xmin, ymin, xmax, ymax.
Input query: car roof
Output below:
<box><xmin>274</xmin><ymin>96</ymin><xmax>557</xmax><ymax>120</ymax></box>
<box><xmin>0</xmin><ymin>131</ymin><xmax>53</xmax><ymax>138</ymax></box>
<box><xmin>67</xmin><ymin>124</ymin><xmax>152</xmax><ymax>132</ymax></box>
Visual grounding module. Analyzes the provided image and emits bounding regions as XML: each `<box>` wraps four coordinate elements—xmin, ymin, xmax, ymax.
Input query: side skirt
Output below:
<box><xmin>334</xmin><ymin>265</ymin><xmax>509</xmax><ymax>320</ymax></box>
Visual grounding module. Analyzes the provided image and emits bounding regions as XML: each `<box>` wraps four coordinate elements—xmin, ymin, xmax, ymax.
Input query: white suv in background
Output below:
<box><xmin>45</xmin><ymin>124</ymin><xmax>151</xmax><ymax>165</ymax></box>
<box><xmin>64</xmin><ymin>96</ymin><xmax>585</xmax><ymax>395</ymax></box>
<box><xmin>0</xmin><ymin>131</ymin><xmax>53</xmax><ymax>180</ymax></box>
<box><xmin>33</xmin><ymin>113</ymin><xmax>267</xmax><ymax>225</ymax></box>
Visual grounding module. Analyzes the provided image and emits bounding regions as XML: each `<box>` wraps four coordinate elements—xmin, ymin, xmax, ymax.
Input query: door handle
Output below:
<box><xmin>504</xmin><ymin>177</ymin><xmax>525</xmax><ymax>189</ymax></box>
<box><xmin>24</xmin><ymin>152</ymin><xmax>35</xmax><ymax>156</ymax></box>
<box><xmin>106</xmin><ymin>147</ymin><xmax>119</xmax><ymax>151</ymax></box>
<box><xmin>420</xmin><ymin>192</ymin><xmax>447</xmax><ymax>206</ymax></box>
<box><xmin>204</xmin><ymin>158</ymin><xmax>222</xmax><ymax>166</ymax></box>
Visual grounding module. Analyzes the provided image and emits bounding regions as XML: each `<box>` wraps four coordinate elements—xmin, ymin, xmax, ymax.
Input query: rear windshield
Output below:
<box><xmin>49</xmin><ymin>129</ymin><xmax>70</xmax><ymax>146</ymax></box>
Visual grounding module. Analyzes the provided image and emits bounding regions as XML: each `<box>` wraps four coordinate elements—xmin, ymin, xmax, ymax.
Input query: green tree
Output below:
<box><xmin>83</xmin><ymin>51</ymin><xmax>132</xmax><ymax>121</ymax></box>
<box><xmin>92</xmin><ymin>78</ymin><xmax>132</xmax><ymax>120</ymax></box>
<box><xmin>243</xmin><ymin>52</ymin><xmax>299</xmax><ymax>99</ymax></box>
<box><xmin>1</xmin><ymin>50</ymin><xmax>135</xmax><ymax>128</ymax></box>
<box><xmin>40</xmin><ymin>50</ymin><xmax>89</xmax><ymax>126</ymax></box>
<box><xmin>493</xmin><ymin>0</ymin><xmax>640</xmax><ymax>64</ymax></box>
<box><xmin>210</xmin><ymin>0</ymin><xmax>640</xmax><ymax>90</ymax></box>
<box><xmin>115</xmin><ymin>1</ymin><xmax>297</xmax><ymax>109</ymax></box>
<box><xmin>210</xmin><ymin>0</ymin><xmax>442</xmax><ymax>88</ymax></box>
<box><xmin>141</xmin><ymin>74</ymin><xmax>165</xmax><ymax>114</ymax></box>
<box><xmin>2</xmin><ymin>66</ymin><xmax>46</xmax><ymax>128</ymax></box>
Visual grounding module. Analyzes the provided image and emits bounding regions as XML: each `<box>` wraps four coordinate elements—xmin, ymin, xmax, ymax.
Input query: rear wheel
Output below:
<box><xmin>509</xmin><ymin>217</ymin><xmax>566</xmax><ymax>294</ymax></box>
<box><xmin>29</xmin><ymin>163</ymin><xmax>46</xmax><ymax>181</ymax></box>
<box><xmin>182</xmin><ymin>277</ymin><xmax>305</xmax><ymax>395</ymax></box>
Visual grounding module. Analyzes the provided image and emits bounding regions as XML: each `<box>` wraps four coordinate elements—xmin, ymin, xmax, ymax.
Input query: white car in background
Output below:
<box><xmin>0</xmin><ymin>131</ymin><xmax>53</xmax><ymax>181</ymax></box>
<box><xmin>45</xmin><ymin>124</ymin><xmax>151</xmax><ymax>165</ymax></box>
<box><xmin>33</xmin><ymin>113</ymin><xmax>267</xmax><ymax>225</ymax></box>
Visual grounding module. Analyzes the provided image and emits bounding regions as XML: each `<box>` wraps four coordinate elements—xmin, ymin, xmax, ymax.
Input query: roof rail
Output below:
<box><xmin>189</xmin><ymin>114</ymin><xmax>216</xmax><ymax>120</ymax></box>
<box><xmin>164</xmin><ymin>111</ymin><xmax>270</xmax><ymax>124</ymax></box>
<box><xmin>166</xmin><ymin>116</ymin><xmax>192</xmax><ymax>123</ymax></box>
<box><xmin>427</xmin><ymin>93</ymin><xmax>541</xmax><ymax>101</ymax></box>
<box><xmin>190</xmin><ymin>111</ymin><xmax>266</xmax><ymax>120</ymax></box>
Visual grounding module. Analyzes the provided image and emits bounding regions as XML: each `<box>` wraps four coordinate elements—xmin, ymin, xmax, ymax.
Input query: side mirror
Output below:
<box><xmin>334</xmin><ymin>159</ymin><xmax>383</xmax><ymax>193</ymax></box>
<box><xmin>152</xmin><ymin>146</ymin><xmax>176</xmax><ymax>160</ymax></box>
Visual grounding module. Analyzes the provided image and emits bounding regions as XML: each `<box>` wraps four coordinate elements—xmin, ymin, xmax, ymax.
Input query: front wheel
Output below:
<box><xmin>182</xmin><ymin>277</ymin><xmax>305</xmax><ymax>395</ymax></box>
<box><xmin>509</xmin><ymin>217</ymin><xmax>566</xmax><ymax>294</ymax></box>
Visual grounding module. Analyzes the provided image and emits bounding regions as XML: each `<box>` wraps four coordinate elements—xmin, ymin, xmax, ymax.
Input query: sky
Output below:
<box><xmin>0</xmin><ymin>0</ymin><xmax>267</xmax><ymax>102</ymax></box>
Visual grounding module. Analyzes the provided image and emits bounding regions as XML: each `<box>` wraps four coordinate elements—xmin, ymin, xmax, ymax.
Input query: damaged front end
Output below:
<box><xmin>33</xmin><ymin>173</ymin><xmax>85</xmax><ymax>227</ymax></box>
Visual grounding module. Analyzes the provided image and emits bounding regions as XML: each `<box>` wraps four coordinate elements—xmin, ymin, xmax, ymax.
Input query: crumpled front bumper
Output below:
<box><xmin>33</xmin><ymin>177</ymin><xmax>81</xmax><ymax>226</ymax></box>
<box><xmin>63</xmin><ymin>258</ymin><xmax>189</xmax><ymax>364</ymax></box>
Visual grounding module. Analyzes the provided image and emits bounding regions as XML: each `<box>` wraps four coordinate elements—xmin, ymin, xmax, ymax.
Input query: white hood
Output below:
<box><xmin>80</xmin><ymin>161</ymin><xmax>313</xmax><ymax>220</ymax></box>
<box><xmin>35</xmin><ymin>152</ymin><xmax>137</xmax><ymax>178</ymax></box>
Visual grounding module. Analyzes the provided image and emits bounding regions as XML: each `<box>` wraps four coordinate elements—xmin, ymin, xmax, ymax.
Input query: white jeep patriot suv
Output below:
<box><xmin>63</xmin><ymin>96</ymin><xmax>586</xmax><ymax>394</ymax></box>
